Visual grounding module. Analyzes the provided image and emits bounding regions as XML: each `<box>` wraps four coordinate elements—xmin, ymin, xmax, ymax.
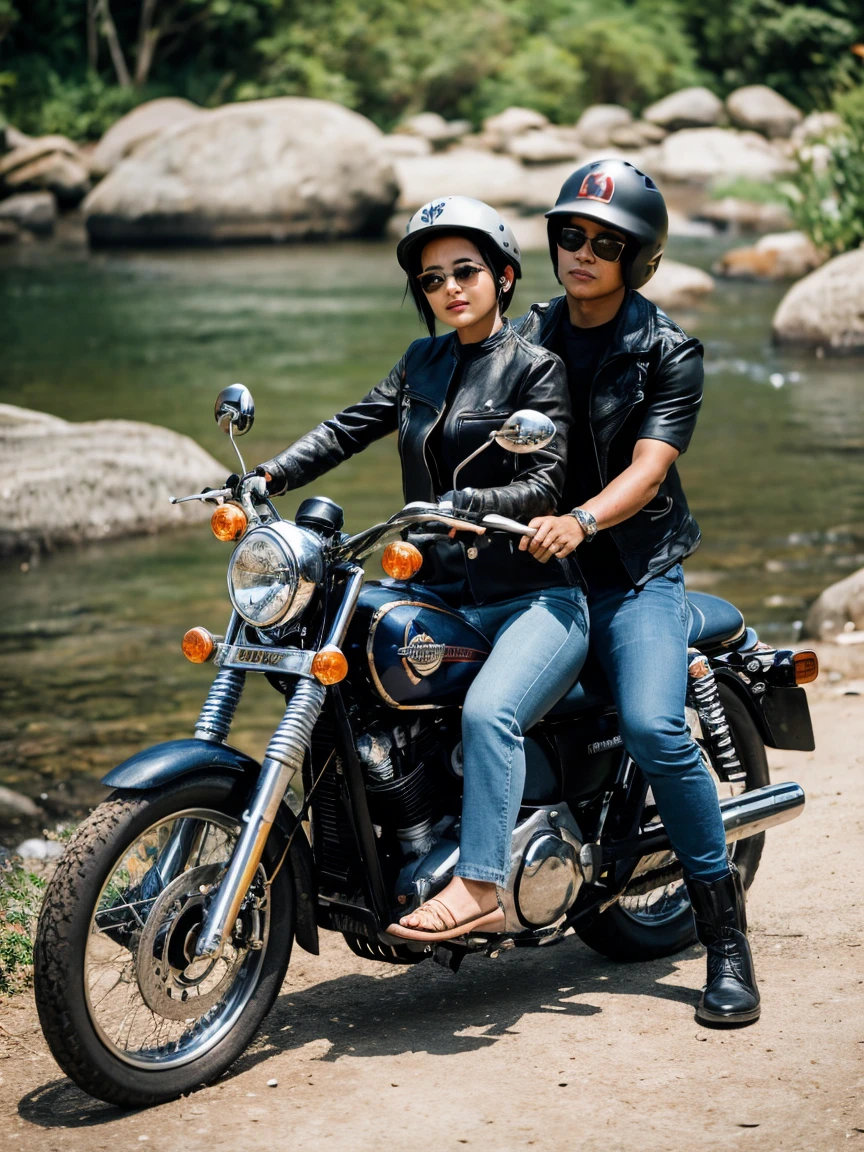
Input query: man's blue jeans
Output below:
<box><xmin>588</xmin><ymin>565</ymin><xmax>730</xmax><ymax>882</ymax></box>
<box><xmin>454</xmin><ymin>587</ymin><xmax>589</xmax><ymax>886</ymax></box>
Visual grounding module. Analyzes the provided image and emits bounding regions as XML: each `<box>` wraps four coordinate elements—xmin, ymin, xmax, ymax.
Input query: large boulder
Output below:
<box><xmin>639</xmin><ymin>259</ymin><xmax>714</xmax><ymax>311</ymax></box>
<box><xmin>726</xmin><ymin>85</ymin><xmax>803</xmax><ymax>139</ymax></box>
<box><xmin>0</xmin><ymin>405</ymin><xmax>226</xmax><ymax>556</ymax></box>
<box><xmin>574</xmin><ymin>104</ymin><xmax>633</xmax><ymax>148</ymax></box>
<box><xmin>715</xmin><ymin>231</ymin><xmax>826</xmax><ymax>280</ymax></box>
<box><xmin>654</xmin><ymin>127</ymin><xmax>792</xmax><ymax>183</ymax></box>
<box><xmin>803</xmin><ymin>568</ymin><xmax>864</xmax><ymax>638</ymax></box>
<box><xmin>84</xmin><ymin>98</ymin><xmax>398</xmax><ymax>245</ymax></box>
<box><xmin>393</xmin><ymin>148</ymin><xmax>528</xmax><ymax>210</ymax></box>
<box><xmin>643</xmin><ymin>87</ymin><xmax>725</xmax><ymax>132</ymax></box>
<box><xmin>772</xmin><ymin>249</ymin><xmax>864</xmax><ymax>353</ymax></box>
<box><xmin>90</xmin><ymin>97</ymin><xmax>206</xmax><ymax>177</ymax></box>
<box><xmin>0</xmin><ymin>191</ymin><xmax>56</xmax><ymax>236</ymax></box>
<box><xmin>481</xmin><ymin>106</ymin><xmax>549</xmax><ymax>151</ymax></box>
<box><xmin>0</xmin><ymin>135</ymin><xmax>91</xmax><ymax>205</ymax></box>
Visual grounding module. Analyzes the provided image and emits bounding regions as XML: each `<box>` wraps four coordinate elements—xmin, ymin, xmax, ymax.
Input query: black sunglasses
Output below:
<box><xmin>556</xmin><ymin>226</ymin><xmax>626</xmax><ymax>263</ymax></box>
<box><xmin>416</xmin><ymin>263</ymin><xmax>489</xmax><ymax>294</ymax></box>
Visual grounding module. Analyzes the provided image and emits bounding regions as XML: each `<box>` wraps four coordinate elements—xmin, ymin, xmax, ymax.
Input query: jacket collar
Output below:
<box><xmin>452</xmin><ymin>319</ymin><xmax>514</xmax><ymax>361</ymax></box>
<box><xmin>534</xmin><ymin>289</ymin><xmax>656</xmax><ymax>357</ymax></box>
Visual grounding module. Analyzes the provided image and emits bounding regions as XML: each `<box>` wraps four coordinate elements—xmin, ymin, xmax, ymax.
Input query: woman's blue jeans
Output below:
<box><xmin>454</xmin><ymin>587</ymin><xmax>589</xmax><ymax>886</ymax></box>
<box><xmin>588</xmin><ymin>565</ymin><xmax>730</xmax><ymax>882</ymax></box>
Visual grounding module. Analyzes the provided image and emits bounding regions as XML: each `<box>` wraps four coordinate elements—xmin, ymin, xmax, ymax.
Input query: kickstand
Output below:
<box><xmin>432</xmin><ymin>943</ymin><xmax>467</xmax><ymax>973</ymax></box>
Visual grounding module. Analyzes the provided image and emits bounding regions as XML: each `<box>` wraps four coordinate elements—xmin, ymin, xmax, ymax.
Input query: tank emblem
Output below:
<box><xmin>397</xmin><ymin>631</ymin><xmax>487</xmax><ymax>679</ymax></box>
<box><xmin>578</xmin><ymin>171</ymin><xmax>614</xmax><ymax>203</ymax></box>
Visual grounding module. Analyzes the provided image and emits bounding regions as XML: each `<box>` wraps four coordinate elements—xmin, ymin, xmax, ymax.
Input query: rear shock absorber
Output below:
<box><xmin>687</xmin><ymin>651</ymin><xmax>745</xmax><ymax>785</ymax></box>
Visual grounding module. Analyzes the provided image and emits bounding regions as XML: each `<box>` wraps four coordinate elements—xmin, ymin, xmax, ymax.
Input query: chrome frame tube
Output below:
<box><xmin>325</xmin><ymin>565</ymin><xmax>365</xmax><ymax>648</ymax></box>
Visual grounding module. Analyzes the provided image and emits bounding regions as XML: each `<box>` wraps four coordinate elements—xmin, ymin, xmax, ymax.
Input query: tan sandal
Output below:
<box><xmin>386</xmin><ymin>894</ymin><xmax>505</xmax><ymax>942</ymax></box>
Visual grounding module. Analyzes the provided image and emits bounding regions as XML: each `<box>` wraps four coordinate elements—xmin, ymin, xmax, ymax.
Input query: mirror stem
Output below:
<box><xmin>229</xmin><ymin>425</ymin><xmax>247</xmax><ymax>476</ymax></box>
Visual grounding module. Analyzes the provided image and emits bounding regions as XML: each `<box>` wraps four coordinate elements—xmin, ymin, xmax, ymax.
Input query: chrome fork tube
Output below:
<box><xmin>195</xmin><ymin>677</ymin><xmax>327</xmax><ymax>959</ymax></box>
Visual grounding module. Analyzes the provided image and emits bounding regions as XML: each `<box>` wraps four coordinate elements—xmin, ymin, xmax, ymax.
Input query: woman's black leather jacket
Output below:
<box><xmin>514</xmin><ymin>290</ymin><xmax>703</xmax><ymax>587</ymax></box>
<box><xmin>259</xmin><ymin>322</ymin><xmax>575</xmax><ymax>604</ymax></box>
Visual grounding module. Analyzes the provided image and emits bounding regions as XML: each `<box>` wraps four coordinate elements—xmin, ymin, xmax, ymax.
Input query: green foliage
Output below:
<box><xmin>782</xmin><ymin>83</ymin><xmax>864</xmax><ymax>254</ymax></box>
<box><xmin>708</xmin><ymin>177</ymin><xmax>790</xmax><ymax>204</ymax></box>
<box><xmin>0</xmin><ymin>856</ymin><xmax>46</xmax><ymax>995</ymax></box>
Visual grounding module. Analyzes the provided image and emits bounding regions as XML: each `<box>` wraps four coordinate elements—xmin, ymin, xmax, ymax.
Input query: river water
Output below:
<box><xmin>2</xmin><ymin>235</ymin><xmax>863</xmax><ymax>817</ymax></box>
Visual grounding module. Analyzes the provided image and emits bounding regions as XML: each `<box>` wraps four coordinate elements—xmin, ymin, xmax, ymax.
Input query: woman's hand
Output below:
<box><xmin>518</xmin><ymin>514</ymin><xmax>585</xmax><ymax>563</ymax></box>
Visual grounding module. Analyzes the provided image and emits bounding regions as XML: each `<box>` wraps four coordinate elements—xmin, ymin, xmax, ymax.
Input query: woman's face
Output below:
<box><xmin>418</xmin><ymin>236</ymin><xmax>512</xmax><ymax>342</ymax></box>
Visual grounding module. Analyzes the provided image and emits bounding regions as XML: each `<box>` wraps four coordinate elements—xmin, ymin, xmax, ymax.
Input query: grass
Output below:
<box><xmin>0</xmin><ymin>855</ymin><xmax>47</xmax><ymax>995</ymax></box>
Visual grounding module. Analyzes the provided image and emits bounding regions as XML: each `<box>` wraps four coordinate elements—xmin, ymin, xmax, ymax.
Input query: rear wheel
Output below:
<box><xmin>575</xmin><ymin>682</ymin><xmax>769</xmax><ymax>962</ymax></box>
<box><xmin>34</xmin><ymin>773</ymin><xmax>295</xmax><ymax>1107</ymax></box>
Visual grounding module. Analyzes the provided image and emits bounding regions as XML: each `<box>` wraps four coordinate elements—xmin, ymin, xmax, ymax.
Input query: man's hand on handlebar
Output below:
<box><xmin>518</xmin><ymin>514</ymin><xmax>585</xmax><ymax>563</ymax></box>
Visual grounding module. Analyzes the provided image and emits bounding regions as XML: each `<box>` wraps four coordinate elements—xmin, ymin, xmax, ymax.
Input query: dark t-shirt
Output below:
<box><xmin>560</xmin><ymin>316</ymin><xmax>633</xmax><ymax>591</ymax></box>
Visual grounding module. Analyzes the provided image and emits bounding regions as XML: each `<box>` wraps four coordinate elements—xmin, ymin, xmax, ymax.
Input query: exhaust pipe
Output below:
<box><xmin>614</xmin><ymin>781</ymin><xmax>805</xmax><ymax>868</ymax></box>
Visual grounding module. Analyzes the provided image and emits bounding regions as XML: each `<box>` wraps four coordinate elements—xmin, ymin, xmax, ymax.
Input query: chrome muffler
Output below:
<box><xmin>625</xmin><ymin>781</ymin><xmax>805</xmax><ymax>880</ymax></box>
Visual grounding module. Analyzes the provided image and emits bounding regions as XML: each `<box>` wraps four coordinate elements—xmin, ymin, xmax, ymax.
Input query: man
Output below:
<box><xmin>514</xmin><ymin>159</ymin><xmax>760</xmax><ymax>1026</ymax></box>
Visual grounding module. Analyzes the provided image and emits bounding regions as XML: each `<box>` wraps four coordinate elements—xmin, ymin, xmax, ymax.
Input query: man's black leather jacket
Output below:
<box><xmin>260</xmin><ymin>322</ymin><xmax>575</xmax><ymax>604</ymax></box>
<box><xmin>513</xmin><ymin>290</ymin><xmax>703</xmax><ymax>587</ymax></box>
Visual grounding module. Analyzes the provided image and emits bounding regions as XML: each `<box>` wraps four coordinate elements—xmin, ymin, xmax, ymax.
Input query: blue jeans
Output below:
<box><xmin>588</xmin><ymin>565</ymin><xmax>730</xmax><ymax>882</ymax></box>
<box><xmin>454</xmin><ymin>587</ymin><xmax>589</xmax><ymax>886</ymax></box>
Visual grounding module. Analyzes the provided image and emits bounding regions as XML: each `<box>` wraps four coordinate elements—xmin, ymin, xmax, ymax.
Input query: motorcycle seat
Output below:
<box><xmin>548</xmin><ymin>592</ymin><xmax>746</xmax><ymax>717</ymax></box>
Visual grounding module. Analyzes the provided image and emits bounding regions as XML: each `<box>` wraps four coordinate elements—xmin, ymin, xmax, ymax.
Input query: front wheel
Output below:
<box><xmin>575</xmin><ymin>682</ymin><xmax>770</xmax><ymax>962</ymax></box>
<box><xmin>34</xmin><ymin>773</ymin><xmax>295</xmax><ymax>1107</ymax></box>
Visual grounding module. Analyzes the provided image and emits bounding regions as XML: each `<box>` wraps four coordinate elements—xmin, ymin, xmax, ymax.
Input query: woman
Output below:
<box><xmin>257</xmin><ymin>196</ymin><xmax>589</xmax><ymax>942</ymax></box>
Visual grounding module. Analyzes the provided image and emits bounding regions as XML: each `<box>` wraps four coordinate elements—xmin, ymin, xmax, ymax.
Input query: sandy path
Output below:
<box><xmin>1</xmin><ymin>689</ymin><xmax>862</xmax><ymax>1152</ymax></box>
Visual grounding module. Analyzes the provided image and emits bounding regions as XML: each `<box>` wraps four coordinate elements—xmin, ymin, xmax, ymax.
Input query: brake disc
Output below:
<box><xmin>136</xmin><ymin>863</ymin><xmax>250</xmax><ymax>1021</ymax></box>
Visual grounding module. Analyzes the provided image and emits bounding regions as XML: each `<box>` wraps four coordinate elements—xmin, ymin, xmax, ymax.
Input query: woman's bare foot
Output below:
<box><xmin>398</xmin><ymin>877</ymin><xmax>498</xmax><ymax>930</ymax></box>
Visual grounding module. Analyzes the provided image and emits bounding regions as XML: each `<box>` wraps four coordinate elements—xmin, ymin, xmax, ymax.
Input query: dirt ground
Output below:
<box><xmin>1</xmin><ymin>672</ymin><xmax>862</xmax><ymax>1152</ymax></box>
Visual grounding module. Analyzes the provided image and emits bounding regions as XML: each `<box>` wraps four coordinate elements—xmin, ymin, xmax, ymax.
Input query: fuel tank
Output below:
<box><xmin>346</xmin><ymin>581</ymin><xmax>491</xmax><ymax>709</ymax></box>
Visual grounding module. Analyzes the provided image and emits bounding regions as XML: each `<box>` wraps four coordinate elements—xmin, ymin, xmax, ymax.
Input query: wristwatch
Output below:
<box><xmin>568</xmin><ymin>507</ymin><xmax>598</xmax><ymax>542</ymax></box>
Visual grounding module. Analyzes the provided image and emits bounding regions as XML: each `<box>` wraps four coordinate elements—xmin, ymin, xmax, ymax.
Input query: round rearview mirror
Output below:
<box><xmin>493</xmin><ymin>409</ymin><xmax>556</xmax><ymax>454</ymax></box>
<box><xmin>214</xmin><ymin>384</ymin><xmax>255</xmax><ymax>436</ymax></box>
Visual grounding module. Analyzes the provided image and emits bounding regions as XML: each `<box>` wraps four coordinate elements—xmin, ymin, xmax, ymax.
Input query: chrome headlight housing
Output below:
<box><xmin>227</xmin><ymin>522</ymin><xmax>324</xmax><ymax>629</ymax></box>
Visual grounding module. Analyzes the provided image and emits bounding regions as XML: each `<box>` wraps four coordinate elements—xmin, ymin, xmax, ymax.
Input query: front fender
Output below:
<box><xmin>102</xmin><ymin>738</ymin><xmax>319</xmax><ymax>957</ymax></box>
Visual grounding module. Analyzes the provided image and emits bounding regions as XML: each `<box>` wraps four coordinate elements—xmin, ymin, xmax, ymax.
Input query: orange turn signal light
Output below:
<box><xmin>211</xmin><ymin>502</ymin><xmax>248</xmax><ymax>542</ymax></box>
<box><xmin>381</xmin><ymin>541</ymin><xmax>423</xmax><ymax>581</ymax></box>
<box><xmin>311</xmin><ymin>645</ymin><xmax>349</xmax><ymax>685</ymax></box>
<box><xmin>182</xmin><ymin>627</ymin><xmax>216</xmax><ymax>664</ymax></box>
<box><xmin>793</xmin><ymin>650</ymin><xmax>819</xmax><ymax>685</ymax></box>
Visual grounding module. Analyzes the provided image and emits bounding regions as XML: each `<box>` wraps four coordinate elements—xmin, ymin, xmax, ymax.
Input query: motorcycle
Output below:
<box><xmin>34</xmin><ymin>385</ymin><xmax>817</xmax><ymax>1107</ymax></box>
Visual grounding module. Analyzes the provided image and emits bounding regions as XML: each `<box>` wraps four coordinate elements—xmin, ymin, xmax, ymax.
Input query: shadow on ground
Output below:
<box><xmin>19</xmin><ymin>934</ymin><xmax>701</xmax><ymax>1129</ymax></box>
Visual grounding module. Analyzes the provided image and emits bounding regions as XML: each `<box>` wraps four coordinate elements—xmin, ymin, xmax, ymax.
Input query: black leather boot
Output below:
<box><xmin>685</xmin><ymin>865</ymin><xmax>761</xmax><ymax>1026</ymax></box>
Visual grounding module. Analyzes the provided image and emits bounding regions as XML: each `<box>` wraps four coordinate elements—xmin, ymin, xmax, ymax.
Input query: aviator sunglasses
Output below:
<box><xmin>416</xmin><ymin>262</ymin><xmax>490</xmax><ymax>294</ymax></box>
<box><xmin>556</xmin><ymin>226</ymin><xmax>626</xmax><ymax>263</ymax></box>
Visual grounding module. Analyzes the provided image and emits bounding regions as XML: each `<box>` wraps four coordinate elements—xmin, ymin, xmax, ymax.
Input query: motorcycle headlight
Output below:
<box><xmin>227</xmin><ymin>523</ymin><xmax>323</xmax><ymax>628</ymax></box>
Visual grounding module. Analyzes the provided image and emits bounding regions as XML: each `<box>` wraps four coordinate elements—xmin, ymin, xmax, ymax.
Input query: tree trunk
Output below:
<box><xmin>86</xmin><ymin>0</ymin><xmax>99</xmax><ymax>72</ymax></box>
<box><xmin>134</xmin><ymin>0</ymin><xmax>160</xmax><ymax>88</ymax></box>
<box><xmin>97</xmin><ymin>0</ymin><xmax>132</xmax><ymax>88</ymax></box>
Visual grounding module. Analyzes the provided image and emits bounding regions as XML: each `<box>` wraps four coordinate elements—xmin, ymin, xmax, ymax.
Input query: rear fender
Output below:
<box><xmin>102</xmin><ymin>738</ymin><xmax>319</xmax><ymax>956</ymax></box>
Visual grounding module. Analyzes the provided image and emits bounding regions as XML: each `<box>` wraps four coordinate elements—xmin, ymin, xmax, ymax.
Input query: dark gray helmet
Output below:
<box><xmin>397</xmin><ymin>196</ymin><xmax>522</xmax><ymax>335</ymax></box>
<box><xmin>545</xmin><ymin>159</ymin><xmax>668</xmax><ymax>289</ymax></box>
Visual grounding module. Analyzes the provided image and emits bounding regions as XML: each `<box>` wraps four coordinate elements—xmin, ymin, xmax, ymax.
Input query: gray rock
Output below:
<box><xmin>574</xmin><ymin>104</ymin><xmax>633</xmax><ymax>148</ymax></box>
<box><xmin>1</xmin><ymin>125</ymin><xmax>31</xmax><ymax>153</ymax></box>
<box><xmin>0</xmin><ymin>786</ymin><xmax>42</xmax><ymax>819</ymax></box>
<box><xmin>0</xmin><ymin>191</ymin><xmax>56</xmax><ymax>235</ymax></box>
<box><xmin>643</xmin><ymin>87</ymin><xmax>725</xmax><ymax>131</ymax></box>
<box><xmin>639</xmin><ymin>259</ymin><xmax>714</xmax><ymax>311</ymax></box>
<box><xmin>609</xmin><ymin>120</ymin><xmax>667</xmax><ymax>149</ymax></box>
<box><xmin>726</xmin><ymin>85</ymin><xmax>803</xmax><ymax>139</ymax></box>
<box><xmin>14</xmin><ymin>838</ymin><xmax>65</xmax><ymax>860</ymax></box>
<box><xmin>772</xmin><ymin>249</ymin><xmax>864</xmax><ymax>353</ymax></box>
<box><xmin>804</xmin><ymin>568</ymin><xmax>864</xmax><ymax>638</ymax></box>
<box><xmin>393</xmin><ymin>148</ymin><xmax>529</xmax><ymax>210</ymax></box>
<box><xmin>506</xmin><ymin>129</ymin><xmax>583</xmax><ymax>165</ymax></box>
<box><xmin>482</xmin><ymin>106</ymin><xmax>549</xmax><ymax>150</ymax></box>
<box><xmin>0</xmin><ymin>404</ymin><xmax>227</xmax><ymax>556</ymax></box>
<box><xmin>3</xmin><ymin>152</ymin><xmax>91</xmax><ymax>205</ymax></box>
<box><xmin>379</xmin><ymin>134</ymin><xmax>433</xmax><ymax>159</ymax></box>
<box><xmin>84</xmin><ymin>98</ymin><xmax>398</xmax><ymax>245</ymax></box>
<box><xmin>90</xmin><ymin>97</ymin><xmax>206</xmax><ymax>177</ymax></box>
<box><xmin>0</xmin><ymin>218</ymin><xmax>20</xmax><ymax>243</ymax></box>
<box><xmin>393</xmin><ymin>113</ymin><xmax>470</xmax><ymax>149</ymax></box>
<box><xmin>697</xmin><ymin>196</ymin><xmax>793</xmax><ymax>233</ymax></box>
<box><xmin>654</xmin><ymin>128</ymin><xmax>792</xmax><ymax>183</ymax></box>
<box><xmin>790</xmin><ymin>112</ymin><xmax>844</xmax><ymax>149</ymax></box>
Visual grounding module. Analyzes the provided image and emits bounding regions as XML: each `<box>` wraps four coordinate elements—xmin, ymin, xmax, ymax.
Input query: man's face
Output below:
<box><xmin>555</xmin><ymin>215</ymin><xmax>626</xmax><ymax>301</ymax></box>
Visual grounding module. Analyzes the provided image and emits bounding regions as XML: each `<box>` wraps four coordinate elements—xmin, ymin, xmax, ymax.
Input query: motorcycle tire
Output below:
<box><xmin>575</xmin><ymin>681</ymin><xmax>770</xmax><ymax>962</ymax></box>
<box><xmin>34</xmin><ymin>772</ymin><xmax>295</xmax><ymax>1107</ymax></box>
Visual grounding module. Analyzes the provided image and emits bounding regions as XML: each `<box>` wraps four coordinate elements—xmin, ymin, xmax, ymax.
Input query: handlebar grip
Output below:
<box><xmin>480</xmin><ymin>513</ymin><xmax>537</xmax><ymax>537</ymax></box>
